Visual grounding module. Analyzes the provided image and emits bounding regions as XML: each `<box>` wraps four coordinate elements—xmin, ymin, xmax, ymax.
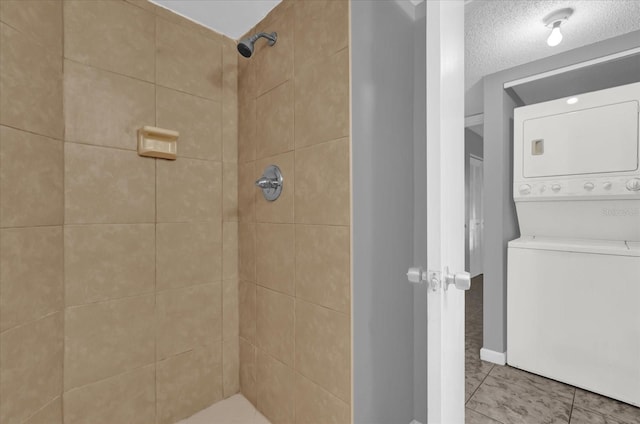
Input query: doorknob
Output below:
<box><xmin>444</xmin><ymin>267</ymin><xmax>471</xmax><ymax>291</ymax></box>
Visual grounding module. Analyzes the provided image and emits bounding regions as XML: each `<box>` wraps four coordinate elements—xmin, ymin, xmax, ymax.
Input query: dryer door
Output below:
<box><xmin>522</xmin><ymin>100</ymin><xmax>639</xmax><ymax>178</ymax></box>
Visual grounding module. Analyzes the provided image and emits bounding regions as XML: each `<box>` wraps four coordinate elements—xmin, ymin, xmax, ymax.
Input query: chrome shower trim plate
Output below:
<box><xmin>255</xmin><ymin>164</ymin><xmax>283</xmax><ymax>201</ymax></box>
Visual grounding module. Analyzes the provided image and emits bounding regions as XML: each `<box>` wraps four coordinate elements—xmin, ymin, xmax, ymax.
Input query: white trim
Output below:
<box><xmin>410</xmin><ymin>420</ymin><xmax>424</xmax><ymax>424</ymax></box>
<box><xmin>503</xmin><ymin>47</ymin><xmax>640</xmax><ymax>89</ymax></box>
<box><xmin>464</xmin><ymin>113</ymin><xmax>484</xmax><ymax>128</ymax></box>
<box><xmin>480</xmin><ymin>348</ymin><xmax>507</xmax><ymax>365</ymax></box>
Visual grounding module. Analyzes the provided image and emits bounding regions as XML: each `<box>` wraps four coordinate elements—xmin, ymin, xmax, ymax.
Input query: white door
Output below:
<box><xmin>425</xmin><ymin>1</ymin><xmax>467</xmax><ymax>422</ymax></box>
<box><xmin>469</xmin><ymin>156</ymin><xmax>484</xmax><ymax>277</ymax></box>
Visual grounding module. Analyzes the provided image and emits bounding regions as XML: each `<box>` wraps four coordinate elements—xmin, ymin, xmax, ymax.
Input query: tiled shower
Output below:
<box><xmin>237</xmin><ymin>1</ymin><xmax>350</xmax><ymax>423</ymax></box>
<box><xmin>0</xmin><ymin>1</ymin><xmax>350</xmax><ymax>424</ymax></box>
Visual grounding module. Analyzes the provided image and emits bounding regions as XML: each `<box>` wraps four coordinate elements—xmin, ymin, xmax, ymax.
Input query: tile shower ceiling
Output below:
<box><xmin>465</xmin><ymin>0</ymin><xmax>640</xmax><ymax>91</ymax></box>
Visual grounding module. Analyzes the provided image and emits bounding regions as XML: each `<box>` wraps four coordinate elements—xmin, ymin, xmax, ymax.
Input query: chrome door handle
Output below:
<box><xmin>444</xmin><ymin>267</ymin><xmax>471</xmax><ymax>291</ymax></box>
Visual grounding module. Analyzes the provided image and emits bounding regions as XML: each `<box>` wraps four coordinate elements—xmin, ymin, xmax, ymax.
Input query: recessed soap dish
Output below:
<box><xmin>137</xmin><ymin>126</ymin><xmax>179</xmax><ymax>160</ymax></box>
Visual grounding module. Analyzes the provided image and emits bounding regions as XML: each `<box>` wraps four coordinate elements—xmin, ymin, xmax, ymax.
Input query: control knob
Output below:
<box><xmin>603</xmin><ymin>182</ymin><xmax>612</xmax><ymax>190</ymax></box>
<box><xmin>551</xmin><ymin>184</ymin><xmax>561</xmax><ymax>193</ymax></box>
<box><xmin>584</xmin><ymin>182</ymin><xmax>594</xmax><ymax>191</ymax></box>
<box><xmin>626</xmin><ymin>178</ymin><xmax>640</xmax><ymax>192</ymax></box>
<box><xmin>518</xmin><ymin>184</ymin><xmax>531</xmax><ymax>195</ymax></box>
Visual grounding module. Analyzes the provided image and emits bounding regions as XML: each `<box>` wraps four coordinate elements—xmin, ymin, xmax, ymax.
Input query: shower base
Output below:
<box><xmin>177</xmin><ymin>394</ymin><xmax>270</xmax><ymax>424</ymax></box>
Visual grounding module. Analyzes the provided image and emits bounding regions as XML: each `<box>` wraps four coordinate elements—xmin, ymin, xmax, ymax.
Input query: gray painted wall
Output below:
<box><xmin>464</xmin><ymin>129</ymin><xmax>484</xmax><ymax>272</ymax></box>
<box><xmin>352</xmin><ymin>1</ymin><xmax>423</xmax><ymax>422</ymax></box>
<box><xmin>482</xmin><ymin>30</ymin><xmax>640</xmax><ymax>354</ymax></box>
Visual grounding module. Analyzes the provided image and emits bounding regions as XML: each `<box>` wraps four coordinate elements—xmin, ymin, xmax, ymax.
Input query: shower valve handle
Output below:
<box><xmin>255</xmin><ymin>177</ymin><xmax>281</xmax><ymax>189</ymax></box>
<box><xmin>255</xmin><ymin>165</ymin><xmax>284</xmax><ymax>202</ymax></box>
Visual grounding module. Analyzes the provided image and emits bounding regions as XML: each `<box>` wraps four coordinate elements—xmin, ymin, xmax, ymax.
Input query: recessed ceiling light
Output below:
<box><xmin>543</xmin><ymin>8</ymin><xmax>574</xmax><ymax>47</ymax></box>
<box><xmin>566</xmin><ymin>97</ymin><xmax>579</xmax><ymax>105</ymax></box>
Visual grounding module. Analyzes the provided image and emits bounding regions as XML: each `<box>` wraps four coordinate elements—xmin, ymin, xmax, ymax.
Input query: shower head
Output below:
<box><xmin>237</xmin><ymin>32</ymin><xmax>277</xmax><ymax>58</ymax></box>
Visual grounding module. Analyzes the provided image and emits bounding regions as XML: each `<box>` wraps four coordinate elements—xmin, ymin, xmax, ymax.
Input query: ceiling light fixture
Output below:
<box><xmin>543</xmin><ymin>8</ymin><xmax>573</xmax><ymax>47</ymax></box>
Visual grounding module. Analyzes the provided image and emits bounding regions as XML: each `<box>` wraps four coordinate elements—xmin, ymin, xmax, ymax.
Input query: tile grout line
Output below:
<box><xmin>465</xmin><ymin>364</ymin><xmax>494</xmax><ymax>407</ymax></box>
<box><xmin>61</xmin><ymin>1</ymin><xmax>67</xmax><ymax>419</ymax></box>
<box><xmin>568</xmin><ymin>388</ymin><xmax>577</xmax><ymax>423</ymax></box>
<box><xmin>154</xmin><ymin>11</ymin><xmax>159</xmax><ymax>424</ymax></box>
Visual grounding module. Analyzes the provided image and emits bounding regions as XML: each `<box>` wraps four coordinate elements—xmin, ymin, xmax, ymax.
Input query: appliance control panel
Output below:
<box><xmin>515</xmin><ymin>176</ymin><xmax>640</xmax><ymax>200</ymax></box>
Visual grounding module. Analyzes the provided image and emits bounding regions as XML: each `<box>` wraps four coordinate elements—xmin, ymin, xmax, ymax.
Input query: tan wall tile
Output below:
<box><xmin>239</xmin><ymin>223</ymin><xmax>256</xmax><ymax>282</ymax></box>
<box><xmin>294</xmin><ymin>49</ymin><xmax>349</xmax><ymax>148</ymax></box>
<box><xmin>156</xmin><ymin>345</ymin><xmax>223</xmax><ymax>424</ymax></box>
<box><xmin>0</xmin><ymin>227</ymin><xmax>63</xmax><ymax>331</ymax></box>
<box><xmin>23</xmin><ymin>397</ymin><xmax>62</xmax><ymax>424</ymax></box>
<box><xmin>156</xmin><ymin>158</ymin><xmax>222</xmax><ymax>223</ymax></box>
<box><xmin>156</xmin><ymin>17</ymin><xmax>222</xmax><ymax>100</ymax></box>
<box><xmin>0</xmin><ymin>313</ymin><xmax>63</xmax><ymax>424</ymax></box>
<box><xmin>239</xmin><ymin>280</ymin><xmax>256</xmax><ymax>344</ymax></box>
<box><xmin>64</xmin><ymin>295</ymin><xmax>155</xmax><ymax>390</ymax></box>
<box><xmin>223</xmin><ymin>338</ymin><xmax>240</xmax><ymax>398</ymax></box>
<box><xmin>64</xmin><ymin>0</ymin><xmax>154</xmax><ymax>81</ymax></box>
<box><xmin>295</xmin><ymin>300</ymin><xmax>350</xmax><ymax>402</ymax></box>
<box><xmin>239</xmin><ymin>337</ymin><xmax>257</xmax><ymax>406</ymax></box>
<box><xmin>295</xmin><ymin>225</ymin><xmax>350</xmax><ymax>313</ymax></box>
<box><xmin>223</xmin><ymin>279</ymin><xmax>239</xmax><ymax>341</ymax></box>
<box><xmin>256</xmin><ymin>81</ymin><xmax>294</xmax><ymax>159</ymax></box>
<box><xmin>238</xmin><ymin>97</ymin><xmax>256</xmax><ymax>163</ymax></box>
<box><xmin>63</xmin><ymin>365</ymin><xmax>155</xmax><ymax>424</ymax></box>
<box><xmin>124</xmin><ymin>0</ymin><xmax>157</xmax><ymax>14</ymax></box>
<box><xmin>237</xmin><ymin>38</ymin><xmax>256</xmax><ymax>99</ymax></box>
<box><xmin>223</xmin><ymin>222</ymin><xmax>239</xmax><ymax>280</ymax></box>
<box><xmin>157</xmin><ymin>87</ymin><xmax>222</xmax><ymax>161</ymax></box>
<box><xmin>0</xmin><ymin>0</ymin><xmax>62</xmax><ymax>55</ymax></box>
<box><xmin>295</xmin><ymin>138</ymin><xmax>350</xmax><ymax>225</ymax></box>
<box><xmin>63</xmin><ymin>60</ymin><xmax>155</xmax><ymax>150</ymax></box>
<box><xmin>238</xmin><ymin>161</ymin><xmax>256</xmax><ymax>222</ymax></box>
<box><xmin>222</xmin><ymin>36</ymin><xmax>238</xmax><ymax>164</ymax></box>
<box><xmin>156</xmin><ymin>222</ymin><xmax>222</xmax><ymax>291</ymax></box>
<box><xmin>295</xmin><ymin>373</ymin><xmax>350</xmax><ymax>424</ymax></box>
<box><xmin>156</xmin><ymin>283</ymin><xmax>222</xmax><ymax>360</ymax></box>
<box><xmin>64</xmin><ymin>143</ymin><xmax>155</xmax><ymax>224</ymax></box>
<box><xmin>64</xmin><ymin>224</ymin><xmax>155</xmax><ymax>306</ymax></box>
<box><xmin>223</xmin><ymin>162</ymin><xmax>239</xmax><ymax>221</ymax></box>
<box><xmin>294</xmin><ymin>0</ymin><xmax>348</xmax><ymax>69</ymax></box>
<box><xmin>256</xmin><ymin>352</ymin><xmax>294</xmax><ymax>424</ymax></box>
<box><xmin>0</xmin><ymin>23</ymin><xmax>63</xmax><ymax>139</ymax></box>
<box><xmin>256</xmin><ymin>287</ymin><xmax>294</xmax><ymax>366</ymax></box>
<box><xmin>0</xmin><ymin>126</ymin><xmax>63</xmax><ymax>227</ymax></box>
<box><xmin>255</xmin><ymin>223</ymin><xmax>295</xmax><ymax>295</ymax></box>
<box><xmin>254</xmin><ymin>6</ymin><xmax>293</xmax><ymax>96</ymax></box>
<box><xmin>255</xmin><ymin>152</ymin><xmax>294</xmax><ymax>224</ymax></box>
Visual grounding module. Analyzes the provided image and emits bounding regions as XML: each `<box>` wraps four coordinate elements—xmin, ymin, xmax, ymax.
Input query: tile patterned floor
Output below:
<box><xmin>178</xmin><ymin>394</ymin><xmax>271</xmax><ymax>424</ymax></box>
<box><xmin>465</xmin><ymin>275</ymin><xmax>640</xmax><ymax>424</ymax></box>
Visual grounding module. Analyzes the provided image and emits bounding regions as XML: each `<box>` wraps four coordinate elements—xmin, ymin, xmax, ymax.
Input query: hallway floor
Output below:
<box><xmin>465</xmin><ymin>275</ymin><xmax>640</xmax><ymax>424</ymax></box>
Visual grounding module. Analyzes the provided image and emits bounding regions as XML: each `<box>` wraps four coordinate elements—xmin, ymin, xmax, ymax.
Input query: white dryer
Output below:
<box><xmin>507</xmin><ymin>82</ymin><xmax>640</xmax><ymax>406</ymax></box>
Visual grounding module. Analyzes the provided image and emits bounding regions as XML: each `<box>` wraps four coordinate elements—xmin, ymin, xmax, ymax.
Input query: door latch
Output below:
<box><xmin>407</xmin><ymin>267</ymin><xmax>470</xmax><ymax>292</ymax></box>
<box><xmin>407</xmin><ymin>267</ymin><xmax>441</xmax><ymax>292</ymax></box>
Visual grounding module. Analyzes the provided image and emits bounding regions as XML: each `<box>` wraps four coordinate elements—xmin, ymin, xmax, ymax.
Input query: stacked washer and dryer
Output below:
<box><xmin>507</xmin><ymin>82</ymin><xmax>640</xmax><ymax>406</ymax></box>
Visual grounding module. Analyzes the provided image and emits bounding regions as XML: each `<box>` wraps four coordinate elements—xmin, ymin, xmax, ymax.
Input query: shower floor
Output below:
<box><xmin>177</xmin><ymin>394</ymin><xmax>271</xmax><ymax>424</ymax></box>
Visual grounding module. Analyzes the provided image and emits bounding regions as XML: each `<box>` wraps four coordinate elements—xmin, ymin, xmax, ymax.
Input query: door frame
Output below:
<box><xmin>468</xmin><ymin>154</ymin><xmax>484</xmax><ymax>277</ymax></box>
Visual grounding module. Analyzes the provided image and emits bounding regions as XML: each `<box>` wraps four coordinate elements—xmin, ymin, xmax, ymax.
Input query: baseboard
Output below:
<box><xmin>480</xmin><ymin>348</ymin><xmax>507</xmax><ymax>365</ymax></box>
<box><xmin>410</xmin><ymin>420</ymin><xmax>423</xmax><ymax>424</ymax></box>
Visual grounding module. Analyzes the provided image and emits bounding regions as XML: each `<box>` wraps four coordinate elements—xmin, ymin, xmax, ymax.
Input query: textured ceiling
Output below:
<box><xmin>151</xmin><ymin>0</ymin><xmax>281</xmax><ymax>39</ymax></box>
<box><xmin>465</xmin><ymin>0</ymin><xmax>640</xmax><ymax>94</ymax></box>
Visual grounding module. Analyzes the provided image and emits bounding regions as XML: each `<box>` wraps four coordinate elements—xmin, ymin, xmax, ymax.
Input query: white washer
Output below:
<box><xmin>508</xmin><ymin>238</ymin><xmax>640</xmax><ymax>405</ymax></box>
<box><xmin>507</xmin><ymin>82</ymin><xmax>640</xmax><ymax>406</ymax></box>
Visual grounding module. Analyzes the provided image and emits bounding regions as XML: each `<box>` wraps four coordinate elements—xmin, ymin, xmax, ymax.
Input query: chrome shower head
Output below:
<box><xmin>237</xmin><ymin>32</ymin><xmax>277</xmax><ymax>58</ymax></box>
